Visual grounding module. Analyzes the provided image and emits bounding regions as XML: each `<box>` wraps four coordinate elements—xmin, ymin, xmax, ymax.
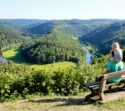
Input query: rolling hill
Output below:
<box><xmin>81</xmin><ymin>22</ymin><xmax>125</xmax><ymax>54</ymax></box>
<box><xmin>1</xmin><ymin>18</ymin><xmax>125</xmax><ymax>55</ymax></box>
<box><xmin>26</xmin><ymin>19</ymin><xmax>119</xmax><ymax>38</ymax></box>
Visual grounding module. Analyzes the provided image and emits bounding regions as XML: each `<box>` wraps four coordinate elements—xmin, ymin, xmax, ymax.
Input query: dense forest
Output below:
<box><xmin>0</xmin><ymin>25</ymin><xmax>21</xmax><ymax>48</ymax></box>
<box><xmin>21</xmin><ymin>31</ymin><xmax>86</xmax><ymax>64</ymax></box>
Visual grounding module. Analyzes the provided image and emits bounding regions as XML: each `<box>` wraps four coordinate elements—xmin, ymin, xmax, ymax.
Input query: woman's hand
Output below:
<box><xmin>110</xmin><ymin>49</ymin><xmax>114</xmax><ymax>53</ymax></box>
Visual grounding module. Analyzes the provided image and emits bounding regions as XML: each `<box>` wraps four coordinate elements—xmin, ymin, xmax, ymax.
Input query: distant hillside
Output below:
<box><xmin>27</xmin><ymin>22</ymin><xmax>54</xmax><ymax>35</ymax></box>
<box><xmin>0</xmin><ymin>19</ymin><xmax>48</xmax><ymax>30</ymax></box>
<box><xmin>0</xmin><ymin>25</ymin><xmax>22</xmax><ymax>48</ymax></box>
<box><xmin>26</xmin><ymin>19</ymin><xmax>119</xmax><ymax>38</ymax></box>
<box><xmin>81</xmin><ymin>22</ymin><xmax>125</xmax><ymax>54</ymax></box>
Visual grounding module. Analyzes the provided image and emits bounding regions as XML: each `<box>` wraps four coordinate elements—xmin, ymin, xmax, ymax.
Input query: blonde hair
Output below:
<box><xmin>112</xmin><ymin>42</ymin><xmax>120</xmax><ymax>49</ymax></box>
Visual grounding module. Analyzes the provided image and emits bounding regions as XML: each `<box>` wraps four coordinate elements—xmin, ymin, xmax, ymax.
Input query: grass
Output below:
<box><xmin>2</xmin><ymin>49</ymin><xmax>24</xmax><ymax>63</ymax></box>
<box><xmin>2</xmin><ymin>49</ymin><xmax>76</xmax><ymax>71</ymax></box>
<box><xmin>94</xmin><ymin>98</ymin><xmax>125</xmax><ymax>111</ymax></box>
<box><xmin>30</xmin><ymin>62</ymin><xmax>75</xmax><ymax>71</ymax></box>
<box><xmin>1</xmin><ymin>96</ymin><xmax>125</xmax><ymax>111</ymax></box>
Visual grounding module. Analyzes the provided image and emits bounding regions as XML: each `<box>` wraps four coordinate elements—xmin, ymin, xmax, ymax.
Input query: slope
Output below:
<box><xmin>0</xmin><ymin>25</ymin><xmax>22</xmax><ymax>48</ymax></box>
<box><xmin>81</xmin><ymin>22</ymin><xmax>125</xmax><ymax>54</ymax></box>
<box><xmin>26</xmin><ymin>19</ymin><xmax>118</xmax><ymax>38</ymax></box>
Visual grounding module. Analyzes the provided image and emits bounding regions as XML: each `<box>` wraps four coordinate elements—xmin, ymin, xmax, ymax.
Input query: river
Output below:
<box><xmin>0</xmin><ymin>56</ymin><xmax>8</xmax><ymax>63</ymax></box>
<box><xmin>83</xmin><ymin>46</ymin><xmax>92</xmax><ymax>64</ymax></box>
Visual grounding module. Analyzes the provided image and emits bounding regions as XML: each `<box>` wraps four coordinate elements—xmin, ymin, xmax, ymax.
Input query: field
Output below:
<box><xmin>2</xmin><ymin>49</ymin><xmax>76</xmax><ymax>71</ymax></box>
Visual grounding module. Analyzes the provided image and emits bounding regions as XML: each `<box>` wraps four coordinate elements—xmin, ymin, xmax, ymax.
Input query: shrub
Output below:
<box><xmin>0</xmin><ymin>57</ymin><xmax>107</xmax><ymax>101</ymax></box>
<box><xmin>52</xmin><ymin>68</ymin><xmax>80</xmax><ymax>95</ymax></box>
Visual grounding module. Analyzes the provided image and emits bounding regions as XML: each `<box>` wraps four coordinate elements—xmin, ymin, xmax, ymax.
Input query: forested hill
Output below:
<box><xmin>21</xmin><ymin>30</ymin><xmax>86</xmax><ymax>64</ymax></box>
<box><xmin>0</xmin><ymin>19</ymin><xmax>48</xmax><ymax>30</ymax></box>
<box><xmin>0</xmin><ymin>25</ymin><xmax>22</xmax><ymax>48</ymax></box>
<box><xmin>81</xmin><ymin>22</ymin><xmax>125</xmax><ymax>54</ymax></box>
<box><xmin>0</xmin><ymin>19</ymin><xmax>123</xmax><ymax>39</ymax></box>
<box><xmin>1</xmin><ymin>18</ymin><xmax>125</xmax><ymax>54</ymax></box>
<box><xmin>26</xmin><ymin>19</ymin><xmax>119</xmax><ymax>38</ymax></box>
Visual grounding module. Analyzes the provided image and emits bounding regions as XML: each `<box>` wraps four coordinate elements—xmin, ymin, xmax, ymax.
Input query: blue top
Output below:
<box><xmin>114</xmin><ymin>53</ymin><xmax>123</xmax><ymax>61</ymax></box>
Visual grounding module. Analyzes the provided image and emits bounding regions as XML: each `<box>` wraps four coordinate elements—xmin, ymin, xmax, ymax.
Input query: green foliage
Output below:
<box><xmin>21</xmin><ymin>31</ymin><xmax>86</xmax><ymax>64</ymax></box>
<box><xmin>0</xmin><ymin>62</ymin><xmax>31</xmax><ymax>101</ymax></box>
<box><xmin>52</xmin><ymin>68</ymin><xmax>80</xmax><ymax>95</ymax></box>
<box><xmin>0</xmin><ymin>55</ymin><xmax>107</xmax><ymax>102</ymax></box>
<box><xmin>0</xmin><ymin>25</ymin><xmax>22</xmax><ymax>48</ymax></box>
<box><xmin>27</xmin><ymin>71</ymin><xmax>54</xmax><ymax>95</ymax></box>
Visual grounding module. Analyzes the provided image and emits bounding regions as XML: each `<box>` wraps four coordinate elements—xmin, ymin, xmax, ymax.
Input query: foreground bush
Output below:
<box><xmin>0</xmin><ymin>59</ymin><xmax>106</xmax><ymax>101</ymax></box>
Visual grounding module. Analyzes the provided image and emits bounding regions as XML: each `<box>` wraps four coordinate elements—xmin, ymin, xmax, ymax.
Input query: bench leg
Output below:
<box><xmin>123</xmin><ymin>84</ymin><xmax>125</xmax><ymax>88</ymax></box>
<box><xmin>90</xmin><ymin>88</ymin><xmax>98</xmax><ymax>96</ymax></box>
<box><xmin>99</xmin><ymin>77</ymin><xmax>107</xmax><ymax>101</ymax></box>
<box><xmin>85</xmin><ymin>88</ymin><xmax>99</xmax><ymax>101</ymax></box>
<box><xmin>85</xmin><ymin>88</ymin><xmax>98</xmax><ymax>100</ymax></box>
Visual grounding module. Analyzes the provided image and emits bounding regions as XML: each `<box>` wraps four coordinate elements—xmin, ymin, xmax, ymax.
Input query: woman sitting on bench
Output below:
<box><xmin>97</xmin><ymin>42</ymin><xmax>125</xmax><ymax>82</ymax></box>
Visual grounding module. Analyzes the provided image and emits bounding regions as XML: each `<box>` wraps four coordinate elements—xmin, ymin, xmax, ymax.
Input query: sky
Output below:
<box><xmin>0</xmin><ymin>0</ymin><xmax>125</xmax><ymax>20</ymax></box>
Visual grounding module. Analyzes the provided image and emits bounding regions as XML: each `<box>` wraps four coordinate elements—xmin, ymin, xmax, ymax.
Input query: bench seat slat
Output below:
<box><xmin>85</xmin><ymin>81</ymin><xmax>100</xmax><ymax>87</ymax></box>
<box><xmin>86</xmin><ymin>79</ymin><xmax>125</xmax><ymax>89</ymax></box>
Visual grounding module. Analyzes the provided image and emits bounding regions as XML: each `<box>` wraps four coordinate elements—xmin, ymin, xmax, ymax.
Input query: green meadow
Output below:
<box><xmin>3</xmin><ymin>49</ymin><xmax>76</xmax><ymax>71</ymax></box>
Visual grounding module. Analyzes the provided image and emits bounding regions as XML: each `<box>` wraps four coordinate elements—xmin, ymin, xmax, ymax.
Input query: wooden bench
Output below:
<box><xmin>85</xmin><ymin>70</ymin><xmax>125</xmax><ymax>101</ymax></box>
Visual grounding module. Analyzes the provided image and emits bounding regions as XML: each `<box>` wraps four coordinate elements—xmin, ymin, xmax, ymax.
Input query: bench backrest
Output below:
<box><xmin>103</xmin><ymin>70</ymin><xmax>125</xmax><ymax>79</ymax></box>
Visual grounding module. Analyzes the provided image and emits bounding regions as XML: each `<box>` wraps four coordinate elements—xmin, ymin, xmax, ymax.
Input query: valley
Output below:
<box><xmin>0</xmin><ymin>19</ymin><xmax>125</xmax><ymax>110</ymax></box>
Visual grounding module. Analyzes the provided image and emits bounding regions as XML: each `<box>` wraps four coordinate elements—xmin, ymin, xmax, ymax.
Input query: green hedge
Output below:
<box><xmin>0</xmin><ymin>60</ymin><xmax>106</xmax><ymax>102</ymax></box>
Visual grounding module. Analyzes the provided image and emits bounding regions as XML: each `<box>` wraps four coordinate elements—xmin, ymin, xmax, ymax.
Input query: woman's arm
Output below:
<box><xmin>110</xmin><ymin>48</ymin><xmax>115</xmax><ymax>53</ymax></box>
